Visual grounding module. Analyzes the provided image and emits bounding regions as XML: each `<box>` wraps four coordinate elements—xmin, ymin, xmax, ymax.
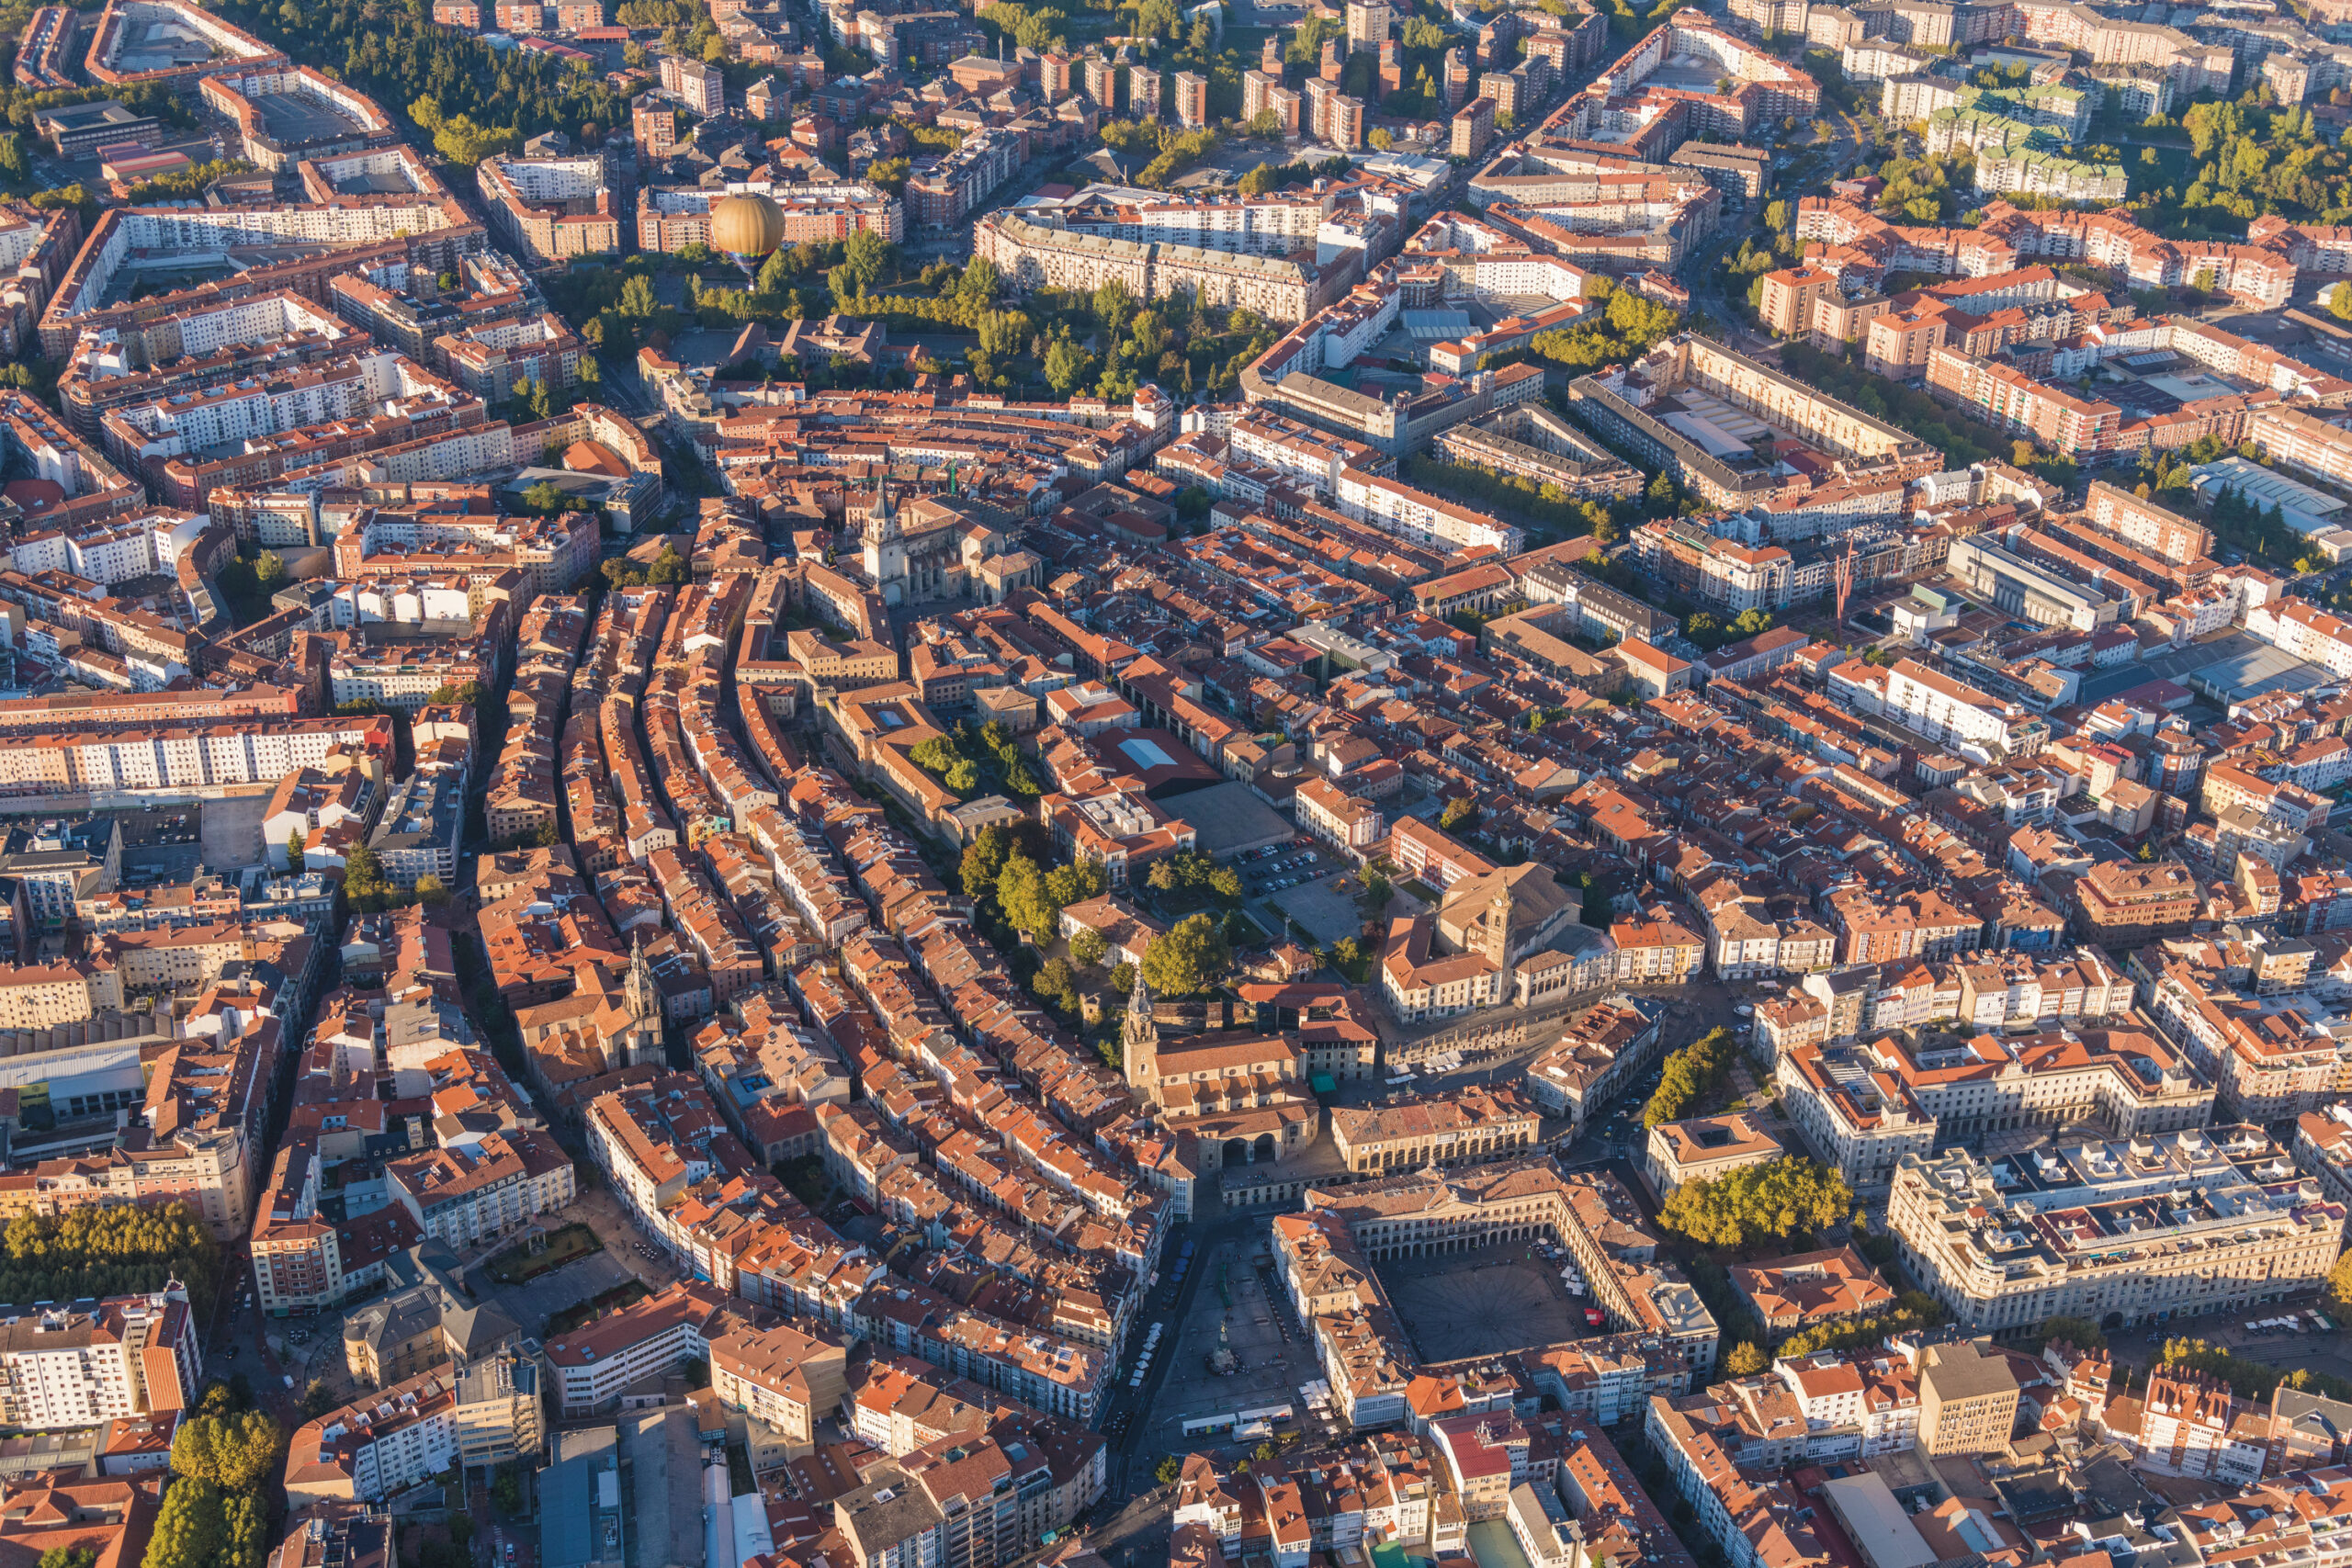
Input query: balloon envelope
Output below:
<box><xmin>711</xmin><ymin>193</ymin><xmax>786</xmax><ymax>258</ymax></box>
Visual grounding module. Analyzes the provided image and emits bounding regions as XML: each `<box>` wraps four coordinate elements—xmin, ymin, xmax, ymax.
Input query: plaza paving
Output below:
<box><xmin>1378</xmin><ymin>1240</ymin><xmax>1590</xmax><ymax>1362</ymax></box>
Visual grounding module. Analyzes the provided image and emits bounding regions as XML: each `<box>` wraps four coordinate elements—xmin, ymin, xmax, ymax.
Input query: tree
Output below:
<box><xmin>962</xmin><ymin>826</ymin><xmax>1014</xmax><ymax>898</ymax></box>
<box><xmin>2041</xmin><ymin>1315</ymin><xmax>2108</xmax><ymax>1352</ymax></box>
<box><xmin>1363</xmin><ymin>871</ymin><xmax>1391</xmax><ymax>912</ymax></box>
<box><xmin>1139</xmin><ymin>912</ymin><xmax>1231</xmax><ymax>997</ymax></box>
<box><xmin>1045</xmin><ymin>858</ymin><xmax>1108</xmax><ymax>908</ymax></box>
<box><xmin>1642</xmin><ymin>1027</ymin><xmax>1737</xmax><ymax>1128</ymax></box>
<box><xmin>1656</xmin><ymin>1156</ymin><xmax>1853</xmax><ymax>1249</ymax></box>
<box><xmin>843</xmin><ymin>228</ymin><xmax>893</xmax><ymax>293</ymax></box>
<box><xmin>1108</xmin><ymin>962</ymin><xmax>1136</xmax><ymax>994</ymax></box>
<box><xmin>1156</xmin><ymin>1456</ymin><xmax>1183</xmax><ymax>1484</ymax></box>
<box><xmin>996</xmin><ymin>853</ymin><xmax>1060</xmax><ymax>939</ymax></box>
<box><xmin>1724</xmin><ymin>1341</ymin><xmax>1769</xmax><ymax>1377</ymax></box>
<box><xmin>253</xmin><ymin>551</ymin><xmax>287</xmax><ymax>592</ymax></box>
<box><xmin>493</xmin><ymin>1469</ymin><xmax>525</xmax><ymax>1515</ymax></box>
<box><xmin>1070</xmin><ymin>928</ymin><xmax>1110</xmax><ymax>968</ymax></box>
<box><xmin>141</xmin><ymin>1475</ymin><xmax>229</xmax><ymax>1568</ymax></box>
<box><xmin>1439</xmin><ymin>796</ymin><xmax>1477</xmax><ymax>832</ymax></box>
<box><xmin>1032</xmin><ymin>956</ymin><xmax>1080</xmax><ymax>1011</ymax></box>
<box><xmin>1763</xmin><ymin>199</ymin><xmax>1790</xmax><ymax>232</ymax></box>
<box><xmin>344</xmin><ymin>843</ymin><xmax>393</xmax><ymax>911</ymax></box>
<box><xmin>1045</xmin><ymin>336</ymin><xmax>1096</xmax><ymax>395</ymax></box>
<box><xmin>414</xmin><ymin>874</ymin><xmax>451</xmax><ymax>907</ymax></box>
<box><xmin>298</xmin><ymin>1381</ymin><xmax>338</xmax><ymax>1419</ymax></box>
<box><xmin>170</xmin><ymin>1408</ymin><xmax>286</xmax><ymax>1495</ymax></box>
<box><xmin>2330</xmin><ymin>281</ymin><xmax>2352</xmax><ymax>323</ymax></box>
<box><xmin>284</xmin><ymin>830</ymin><xmax>306</xmax><ymax>876</ymax></box>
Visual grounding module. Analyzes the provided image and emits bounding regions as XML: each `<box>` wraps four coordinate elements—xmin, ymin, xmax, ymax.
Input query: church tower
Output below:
<box><xmin>1481</xmin><ymin>882</ymin><xmax>1515</xmax><ymax>967</ymax></box>
<box><xmin>1124</xmin><ymin>972</ymin><xmax>1160</xmax><ymax>1096</ymax></box>
<box><xmin>619</xmin><ymin>943</ymin><xmax>663</xmax><ymax>1066</ymax></box>
<box><xmin>861</xmin><ymin>473</ymin><xmax>909</xmax><ymax>603</ymax></box>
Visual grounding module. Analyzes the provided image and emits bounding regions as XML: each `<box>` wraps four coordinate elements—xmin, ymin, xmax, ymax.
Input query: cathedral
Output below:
<box><xmin>857</xmin><ymin>479</ymin><xmax>1040</xmax><ymax>606</ymax></box>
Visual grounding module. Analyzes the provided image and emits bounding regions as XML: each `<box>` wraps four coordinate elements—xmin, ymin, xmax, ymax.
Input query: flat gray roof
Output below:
<box><xmin>541</xmin><ymin>1426</ymin><xmax>619</xmax><ymax>1568</ymax></box>
<box><xmin>1822</xmin><ymin>1472</ymin><xmax>1938</xmax><ymax>1568</ymax></box>
<box><xmin>1176</xmin><ymin>779</ymin><xmax>1295</xmax><ymax>860</ymax></box>
<box><xmin>624</xmin><ymin>1405</ymin><xmax>704</xmax><ymax>1568</ymax></box>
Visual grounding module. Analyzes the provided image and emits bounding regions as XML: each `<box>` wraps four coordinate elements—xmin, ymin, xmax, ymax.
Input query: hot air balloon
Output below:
<box><xmin>710</xmin><ymin>192</ymin><xmax>786</xmax><ymax>260</ymax></box>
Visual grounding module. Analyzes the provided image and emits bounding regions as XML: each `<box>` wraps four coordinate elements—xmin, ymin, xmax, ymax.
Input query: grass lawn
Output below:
<box><xmin>484</xmin><ymin>1222</ymin><xmax>601</xmax><ymax>1285</ymax></box>
<box><xmin>1145</xmin><ymin>889</ymin><xmax>1221</xmax><ymax>920</ymax></box>
<box><xmin>546</xmin><ymin>1279</ymin><xmax>651</xmax><ymax>1337</ymax></box>
<box><xmin>1226</xmin><ymin>910</ymin><xmax>1272</xmax><ymax>946</ymax></box>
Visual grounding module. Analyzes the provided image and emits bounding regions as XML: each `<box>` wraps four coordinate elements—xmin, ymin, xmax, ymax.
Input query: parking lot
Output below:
<box><xmin>109</xmin><ymin>790</ymin><xmax>273</xmax><ymax>880</ymax></box>
<box><xmin>1240</xmin><ymin>838</ymin><xmax>1368</xmax><ymax>947</ymax></box>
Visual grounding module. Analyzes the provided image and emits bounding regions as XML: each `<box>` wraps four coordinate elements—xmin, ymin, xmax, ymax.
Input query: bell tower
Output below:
<box><xmin>1482</xmin><ymin>882</ymin><xmax>1515</xmax><ymax>966</ymax></box>
<box><xmin>619</xmin><ymin>943</ymin><xmax>662</xmax><ymax>1066</ymax></box>
<box><xmin>1124</xmin><ymin>972</ymin><xmax>1160</xmax><ymax>1095</ymax></box>
<box><xmin>861</xmin><ymin>474</ymin><xmax>908</xmax><ymax>602</ymax></box>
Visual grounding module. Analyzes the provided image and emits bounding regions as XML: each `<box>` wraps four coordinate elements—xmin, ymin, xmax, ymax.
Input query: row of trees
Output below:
<box><xmin>978</xmin><ymin>0</ymin><xmax>1070</xmax><ymax>51</ymax></box>
<box><xmin>342</xmin><ymin>843</ymin><xmax>451</xmax><ymax>914</ymax></box>
<box><xmin>915</xmin><ymin>719</ymin><xmax>1041</xmax><ymax>799</ymax></box>
<box><xmin>1144</xmin><ymin>850</ymin><xmax>1244</xmax><ymax>904</ymax></box>
<box><xmin>1656</xmin><ymin>1156</ymin><xmax>1852</xmax><ymax>1250</ymax></box>
<box><xmin>1640</xmin><ymin>1027</ymin><xmax>1738</xmax><ymax>1128</ymax></box>
<box><xmin>2158</xmin><ymin>1337</ymin><xmax>2352</xmax><ymax>1404</ymax></box>
<box><xmin>143</xmin><ymin>1401</ymin><xmax>285</xmax><ymax>1568</ymax></box>
<box><xmin>1239</xmin><ymin>154</ymin><xmax>1357</xmax><ymax>196</ymax></box>
<box><xmin>1720</xmin><ymin>1289</ymin><xmax>1948</xmax><ymax>1374</ymax></box>
<box><xmin>1515</xmin><ymin>283</ymin><xmax>1685</xmax><ymax>376</ymax></box>
<box><xmin>1101</xmin><ymin>120</ymin><xmax>1221</xmax><ymax>190</ymax></box>
<box><xmin>911</xmin><ymin>734</ymin><xmax>987</xmax><ymax>798</ymax></box>
<box><xmin>0</xmin><ymin>1206</ymin><xmax>221</xmax><ymax>1319</ymax></box>
<box><xmin>1398</xmin><ymin>456</ymin><xmax>1622</xmax><ymax>543</ymax></box>
<box><xmin>121</xmin><ymin>160</ymin><xmax>258</xmax><ymax>205</ymax></box>
<box><xmin>2206</xmin><ymin>479</ymin><xmax>2314</xmax><ymax>572</ymax></box>
<box><xmin>1684</xmin><ymin>608</ymin><xmax>1776</xmax><ymax>652</ymax></box>
<box><xmin>1778</xmin><ymin>342</ymin><xmax>2079</xmax><ymax>485</ymax></box>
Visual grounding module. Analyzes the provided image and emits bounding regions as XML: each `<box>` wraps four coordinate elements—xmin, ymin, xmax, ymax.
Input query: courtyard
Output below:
<box><xmin>1377</xmin><ymin>1238</ymin><xmax>1592</xmax><ymax>1363</ymax></box>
